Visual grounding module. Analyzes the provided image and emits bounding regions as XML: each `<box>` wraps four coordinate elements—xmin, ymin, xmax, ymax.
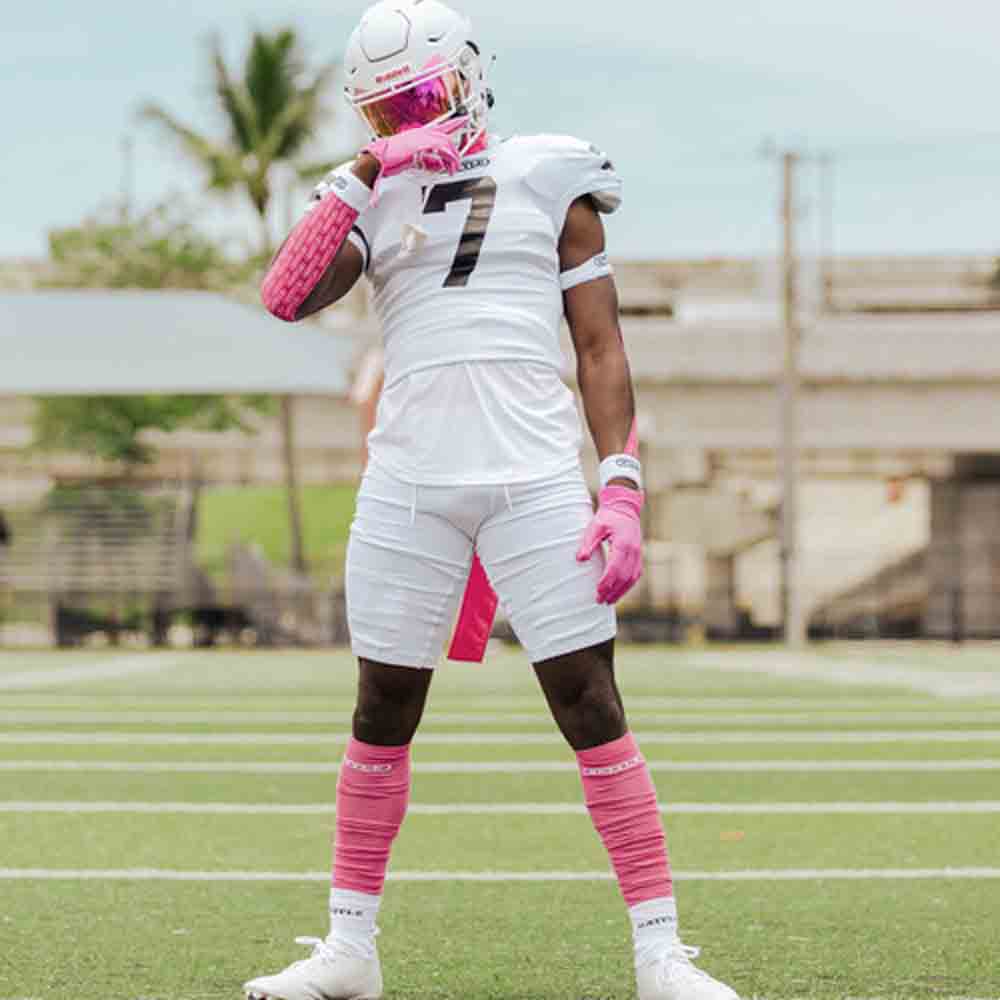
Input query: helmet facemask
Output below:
<box><xmin>347</xmin><ymin>44</ymin><xmax>489</xmax><ymax>157</ymax></box>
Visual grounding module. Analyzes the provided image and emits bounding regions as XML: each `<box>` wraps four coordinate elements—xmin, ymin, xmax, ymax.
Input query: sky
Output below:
<box><xmin>5</xmin><ymin>0</ymin><xmax>1000</xmax><ymax>259</ymax></box>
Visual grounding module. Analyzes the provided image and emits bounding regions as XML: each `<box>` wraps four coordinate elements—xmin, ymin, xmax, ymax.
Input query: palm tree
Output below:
<box><xmin>141</xmin><ymin>28</ymin><xmax>341</xmax><ymax>576</ymax></box>
<box><xmin>140</xmin><ymin>28</ymin><xmax>339</xmax><ymax>257</ymax></box>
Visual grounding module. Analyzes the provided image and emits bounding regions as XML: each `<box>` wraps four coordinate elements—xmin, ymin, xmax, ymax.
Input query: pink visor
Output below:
<box><xmin>353</xmin><ymin>65</ymin><xmax>468</xmax><ymax>138</ymax></box>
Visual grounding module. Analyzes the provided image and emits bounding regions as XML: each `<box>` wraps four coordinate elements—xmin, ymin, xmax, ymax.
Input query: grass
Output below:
<box><xmin>813</xmin><ymin>641</ymin><xmax>1000</xmax><ymax>671</ymax></box>
<box><xmin>2</xmin><ymin>880</ymin><xmax>999</xmax><ymax>1000</ymax></box>
<box><xmin>3</xmin><ymin>812</ymin><xmax>1000</xmax><ymax>872</ymax></box>
<box><xmin>1</xmin><ymin>642</ymin><xmax>999</xmax><ymax>999</ymax></box>
<box><xmin>196</xmin><ymin>484</ymin><xmax>358</xmax><ymax>580</ymax></box>
<box><xmin>2</xmin><ymin>768</ymin><xmax>998</xmax><ymax>804</ymax></box>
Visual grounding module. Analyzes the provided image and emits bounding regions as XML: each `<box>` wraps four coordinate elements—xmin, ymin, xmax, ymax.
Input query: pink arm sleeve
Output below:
<box><xmin>261</xmin><ymin>193</ymin><xmax>360</xmax><ymax>322</ymax></box>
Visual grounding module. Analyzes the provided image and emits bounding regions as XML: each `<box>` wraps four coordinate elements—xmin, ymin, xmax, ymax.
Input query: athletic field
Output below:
<box><xmin>2</xmin><ymin>643</ymin><xmax>999</xmax><ymax>1000</ymax></box>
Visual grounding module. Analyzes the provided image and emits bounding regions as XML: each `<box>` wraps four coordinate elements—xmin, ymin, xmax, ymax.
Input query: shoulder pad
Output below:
<box><xmin>519</xmin><ymin>134</ymin><xmax>623</xmax><ymax>215</ymax></box>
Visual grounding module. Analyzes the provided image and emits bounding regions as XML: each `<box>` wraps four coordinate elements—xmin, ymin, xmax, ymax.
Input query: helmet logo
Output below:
<box><xmin>375</xmin><ymin>64</ymin><xmax>414</xmax><ymax>85</ymax></box>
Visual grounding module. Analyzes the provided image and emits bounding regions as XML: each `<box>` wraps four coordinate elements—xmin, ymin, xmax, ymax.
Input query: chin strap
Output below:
<box><xmin>447</xmin><ymin>417</ymin><xmax>640</xmax><ymax>664</ymax></box>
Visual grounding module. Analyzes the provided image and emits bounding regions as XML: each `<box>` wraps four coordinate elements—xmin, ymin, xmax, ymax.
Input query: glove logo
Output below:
<box><xmin>459</xmin><ymin>156</ymin><xmax>491</xmax><ymax>172</ymax></box>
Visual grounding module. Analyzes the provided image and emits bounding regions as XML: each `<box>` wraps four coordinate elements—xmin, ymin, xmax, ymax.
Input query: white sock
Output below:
<box><xmin>629</xmin><ymin>897</ymin><xmax>679</xmax><ymax>969</ymax></box>
<box><xmin>328</xmin><ymin>887</ymin><xmax>381</xmax><ymax>959</ymax></box>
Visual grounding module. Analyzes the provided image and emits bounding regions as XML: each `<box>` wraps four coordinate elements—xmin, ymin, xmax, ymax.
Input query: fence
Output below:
<box><xmin>0</xmin><ymin>482</ymin><xmax>344</xmax><ymax>648</ymax></box>
<box><xmin>6</xmin><ymin>533</ymin><xmax>999</xmax><ymax>648</ymax></box>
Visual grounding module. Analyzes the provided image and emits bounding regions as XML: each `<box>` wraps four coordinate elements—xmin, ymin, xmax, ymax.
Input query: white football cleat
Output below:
<box><xmin>244</xmin><ymin>936</ymin><xmax>382</xmax><ymax>1000</ymax></box>
<box><xmin>636</xmin><ymin>942</ymin><xmax>740</xmax><ymax>1000</ymax></box>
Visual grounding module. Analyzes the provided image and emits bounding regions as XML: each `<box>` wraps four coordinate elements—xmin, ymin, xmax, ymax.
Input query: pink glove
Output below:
<box><xmin>362</xmin><ymin>117</ymin><xmax>467</xmax><ymax>181</ymax></box>
<box><xmin>576</xmin><ymin>485</ymin><xmax>645</xmax><ymax>605</ymax></box>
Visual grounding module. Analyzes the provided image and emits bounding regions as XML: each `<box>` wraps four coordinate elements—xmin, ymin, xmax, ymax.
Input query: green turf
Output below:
<box><xmin>2</xmin><ymin>695</ymin><xmax>999</xmax><ymax>709</ymax></box>
<box><xmin>7</xmin><ymin>695</ymin><xmax>1000</xmax><ymax>717</ymax></box>
<box><xmin>2</xmin><ymin>766</ymin><xmax>999</xmax><ymax>804</ymax></box>
<box><xmin>814</xmin><ymin>640</ymin><xmax>1000</xmax><ymax>671</ymax></box>
<box><xmin>0</xmin><ymin>650</ymin><xmax>143</xmax><ymax>672</ymax></box>
<box><xmin>2</xmin><ymin>643</ymin><xmax>1000</xmax><ymax>999</ymax></box>
<box><xmin>195</xmin><ymin>483</ymin><xmax>358</xmax><ymax>579</ymax></box>
<box><xmin>6</xmin><ymin>713</ymin><xmax>1000</xmax><ymax>736</ymax></box>
<box><xmin>3</xmin><ymin>811</ymin><xmax>999</xmax><ymax>872</ymax></box>
<box><xmin>1</xmin><ymin>880</ymin><xmax>999</xmax><ymax>1000</ymax></box>
<box><xmin>1</xmin><ymin>646</ymin><xmax>922</xmax><ymax>697</ymax></box>
<box><xmin>3</xmin><ymin>736</ymin><xmax>1000</xmax><ymax>764</ymax></box>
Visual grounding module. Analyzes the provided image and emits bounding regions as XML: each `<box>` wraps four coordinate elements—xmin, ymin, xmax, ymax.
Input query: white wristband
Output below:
<box><xmin>308</xmin><ymin>162</ymin><xmax>372</xmax><ymax>215</ymax></box>
<box><xmin>599</xmin><ymin>453</ymin><xmax>643</xmax><ymax>490</ymax></box>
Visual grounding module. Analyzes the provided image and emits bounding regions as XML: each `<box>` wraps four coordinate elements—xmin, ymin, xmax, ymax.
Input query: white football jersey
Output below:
<box><xmin>347</xmin><ymin>133</ymin><xmax>623</xmax><ymax>485</ymax></box>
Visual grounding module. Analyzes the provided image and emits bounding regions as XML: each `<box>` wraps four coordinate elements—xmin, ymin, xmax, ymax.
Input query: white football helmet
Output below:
<box><xmin>343</xmin><ymin>0</ymin><xmax>492</xmax><ymax>155</ymax></box>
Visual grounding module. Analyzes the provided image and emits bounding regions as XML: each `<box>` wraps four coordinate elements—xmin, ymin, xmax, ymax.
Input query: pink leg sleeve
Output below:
<box><xmin>333</xmin><ymin>738</ymin><xmax>411</xmax><ymax>895</ymax></box>
<box><xmin>261</xmin><ymin>193</ymin><xmax>359</xmax><ymax>322</ymax></box>
<box><xmin>577</xmin><ymin>732</ymin><xmax>673</xmax><ymax>906</ymax></box>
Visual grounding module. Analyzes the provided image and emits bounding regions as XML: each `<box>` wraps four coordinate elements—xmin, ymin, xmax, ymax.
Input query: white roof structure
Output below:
<box><xmin>0</xmin><ymin>291</ymin><xmax>357</xmax><ymax>396</ymax></box>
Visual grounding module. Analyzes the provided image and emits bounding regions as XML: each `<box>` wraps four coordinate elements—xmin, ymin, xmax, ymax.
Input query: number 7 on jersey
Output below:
<box><xmin>423</xmin><ymin>176</ymin><xmax>497</xmax><ymax>288</ymax></box>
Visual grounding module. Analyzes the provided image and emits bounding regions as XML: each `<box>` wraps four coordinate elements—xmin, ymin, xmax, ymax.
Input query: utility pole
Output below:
<box><xmin>279</xmin><ymin>395</ymin><xmax>308</xmax><ymax>576</ymax></box>
<box><xmin>780</xmin><ymin>151</ymin><xmax>806</xmax><ymax>646</ymax></box>
<box><xmin>819</xmin><ymin>152</ymin><xmax>835</xmax><ymax>313</ymax></box>
<box><xmin>120</xmin><ymin>134</ymin><xmax>135</xmax><ymax>223</ymax></box>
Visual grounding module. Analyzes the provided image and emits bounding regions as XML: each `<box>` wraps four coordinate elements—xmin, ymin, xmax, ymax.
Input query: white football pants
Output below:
<box><xmin>346</xmin><ymin>463</ymin><xmax>617</xmax><ymax>667</ymax></box>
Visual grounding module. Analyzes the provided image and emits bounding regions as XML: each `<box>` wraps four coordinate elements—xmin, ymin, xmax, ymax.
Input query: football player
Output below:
<box><xmin>252</xmin><ymin>2</ymin><xmax>740</xmax><ymax>998</ymax></box>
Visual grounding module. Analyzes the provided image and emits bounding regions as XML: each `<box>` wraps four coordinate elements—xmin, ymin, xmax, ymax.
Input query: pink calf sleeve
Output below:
<box><xmin>333</xmin><ymin>738</ymin><xmax>411</xmax><ymax>895</ymax></box>
<box><xmin>577</xmin><ymin>732</ymin><xmax>673</xmax><ymax>906</ymax></box>
<box><xmin>261</xmin><ymin>192</ymin><xmax>360</xmax><ymax>322</ymax></box>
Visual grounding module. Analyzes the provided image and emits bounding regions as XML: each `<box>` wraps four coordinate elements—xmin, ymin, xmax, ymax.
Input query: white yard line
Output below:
<box><xmin>1</xmin><ymin>758</ymin><xmax>998</xmax><ymax>775</ymax></box>
<box><xmin>5</xmin><ymin>709</ymin><xmax>1000</xmax><ymax>725</ymax></box>
<box><xmin>0</xmin><ymin>654</ymin><xmax>185</xmax><ymax>692</ymax></box>
<box><xmin>1</xmin><ymin>729</ymin><xmax>999</xmax><ymax>745</ymax></box>
<box><xmin>3</xmin><ymin>800</ymin><xmax>1000</xmax><ymax>815</ymax></box>
<box><xmin>686</xmin><ymin>651</ymin><xmax>1000</xmax><ymax>698</ymax></box>
<box><xmin>1</xmin><ymin>696</ymin><xmax>974</xmax><ymax>711</ymax></box>
<box><xmin>0</xmin><ymin>867</ymin><xmax>998</xmax><ymax>882</ymax></box>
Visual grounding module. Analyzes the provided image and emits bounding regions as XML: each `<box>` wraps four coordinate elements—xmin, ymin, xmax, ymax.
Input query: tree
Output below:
<box><xmin>34</xmin><ymin>207</ymin><xmax>271</xmax><ymax>468</ymax></box>
<box><xmin>43</xmin><ymin>204</ymin><xmax>255</xmax><ymax>292</ymax></box>
<box><xmin>34</xmin><ymin>394</ymin><xmax>268</xmax><ymax>467</ymax></box>
<box><xmin>139</xmin><ymin>28</ymin><xmax>339</xmax><ymax>256</ymax></box>
<box><xmin>138</xmin><ymin>27</ymin><xmax>343</xmax><ymax>573</ymax></box>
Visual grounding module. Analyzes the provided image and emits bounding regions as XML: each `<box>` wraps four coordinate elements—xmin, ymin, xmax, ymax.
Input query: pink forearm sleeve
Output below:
<box><xmin>261</xmin><ymin>193</ymin><xmax>360</xmax><ymax>322</ymax></box>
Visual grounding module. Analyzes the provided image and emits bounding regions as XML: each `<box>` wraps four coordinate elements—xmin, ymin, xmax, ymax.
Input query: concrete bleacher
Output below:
<box><xmin>2</xmin><ymin>254</ymin><xmax>998</xmax><ymax>638</ymax></box>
